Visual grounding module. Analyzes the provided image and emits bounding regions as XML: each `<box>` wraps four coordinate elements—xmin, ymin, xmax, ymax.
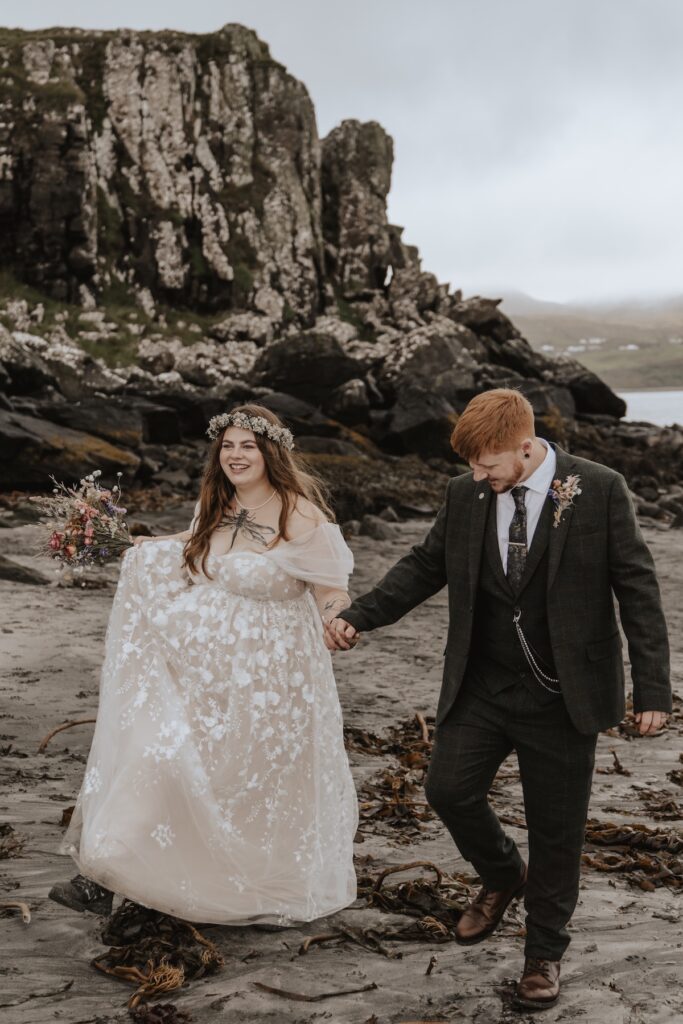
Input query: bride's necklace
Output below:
<box><xmin>235</xmin><ymin>490</ymin><xmax>277</xmax><ymax>512</ymax></box>
<box><xmin>219</xmin><ymin>489</ymin><xmax>278</xmax><ymax>550</ymax></box>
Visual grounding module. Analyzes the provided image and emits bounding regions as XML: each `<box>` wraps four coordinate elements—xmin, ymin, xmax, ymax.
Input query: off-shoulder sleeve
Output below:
<box><xmin>270</xmin><ymin>521</ymin><xmax>354</xmax><ymax>589</ymax></box>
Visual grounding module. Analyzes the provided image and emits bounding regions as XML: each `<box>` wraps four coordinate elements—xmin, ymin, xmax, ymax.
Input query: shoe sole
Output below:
<box><xmin>512</xmin><ymin>992</ymin><xmax>559</xmax><ymax>1011</ymax></box>
<box><xmin>454</xmin><ymin>880</ymin><xmax>526</xmax><ymax>946</ymax></box>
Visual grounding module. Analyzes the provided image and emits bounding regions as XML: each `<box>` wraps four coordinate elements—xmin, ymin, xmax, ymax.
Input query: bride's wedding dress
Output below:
<box><xmin>59</xmin><ymin>519</ymin><xmax>359</xmax><ymax>925</ymax></box>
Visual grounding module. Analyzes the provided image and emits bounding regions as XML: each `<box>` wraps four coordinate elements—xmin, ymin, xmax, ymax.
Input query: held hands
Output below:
<box><xmin>323</xmin><ymin>617</ymin><xmax>360</xmax><ymax>653</ymax></box>
<box><xmin>634</xmin><ymin>710</ymin><xmax>668</xmax><ymax>736</ymax></box>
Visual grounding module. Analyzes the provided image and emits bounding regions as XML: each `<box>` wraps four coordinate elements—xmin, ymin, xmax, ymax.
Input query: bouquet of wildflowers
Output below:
<box><xmin>29</xmin><ymin>470</ymin><xmax>134</xmax><ymax>570</ymax></box>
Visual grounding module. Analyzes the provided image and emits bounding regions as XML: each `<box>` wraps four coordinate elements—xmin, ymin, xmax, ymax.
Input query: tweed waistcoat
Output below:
<box><xmin>468</xmin><ymin>493</ymin><xmax>560</xmax><ymax>704</ymax></box>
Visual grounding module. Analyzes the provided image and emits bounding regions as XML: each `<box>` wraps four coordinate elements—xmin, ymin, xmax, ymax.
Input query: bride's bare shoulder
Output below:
<box><xmin>286</xmin><ymin>496</ymin><xmax>329</xmax><ymax>539</ymax></box>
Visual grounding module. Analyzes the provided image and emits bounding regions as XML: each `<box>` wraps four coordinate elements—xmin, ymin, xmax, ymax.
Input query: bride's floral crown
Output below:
<box><xmin>206</xmin><ymin>410</ymin><xmax>295</xmax><ymax>450</ymax></box>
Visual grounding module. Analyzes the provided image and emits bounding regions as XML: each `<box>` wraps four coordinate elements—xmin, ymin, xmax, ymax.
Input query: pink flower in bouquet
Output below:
<box><xmin>49</xmin><ymin>532</ymin><xmax>63</xmax><ymax>551</ymax></box>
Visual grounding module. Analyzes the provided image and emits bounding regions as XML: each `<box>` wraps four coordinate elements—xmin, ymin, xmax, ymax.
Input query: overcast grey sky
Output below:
<box><xmin>9</xmin><ymin>0</ymin><xmax>683</xmax><ymax>303</ymax></box>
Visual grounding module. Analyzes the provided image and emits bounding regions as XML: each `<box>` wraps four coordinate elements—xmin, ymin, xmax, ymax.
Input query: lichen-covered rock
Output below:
<box><xmin>0</xmin><ymin>324</ymin><xmax>126</xmax><ymax>398</ymax></box>
<box><xmin>0</xmin><ymin>325</ymin><xmax>54</xmax><ymax>394</ymax></box>
<box><xmin>209</xmin><ymin>311</ymin><xmax>275</xmax><ymax>347</ymax></box>
<box><xmin>137</xmin><ymin>335</ymin><xmax>258</xmax><ymax>383</ymax></box>
<box><xmin>0</xmin><ymin>25</ymin><xmax>323</xmax><ymax>318</ymax></box>
<box><xmin>379</xmin><ymin>320</ymin><xmax>479</xmax><ymax>395</ymax></box>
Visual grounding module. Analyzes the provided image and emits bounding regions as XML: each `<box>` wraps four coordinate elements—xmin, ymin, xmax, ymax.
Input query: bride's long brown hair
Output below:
<box><xmin>182</xmin><ymin>404</ymin><xmax>335</xmax><ymax>579</ymax></box>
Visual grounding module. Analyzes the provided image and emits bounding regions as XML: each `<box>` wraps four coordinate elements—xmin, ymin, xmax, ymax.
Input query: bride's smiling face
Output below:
<box><xmin>219</xmin><ymin>427</ymin><xmax>267</xmax><ymax>486</ymax></box>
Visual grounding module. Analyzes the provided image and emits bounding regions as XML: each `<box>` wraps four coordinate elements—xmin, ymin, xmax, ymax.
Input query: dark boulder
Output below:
<box><xmin>0</xmin><ymin>409</ymin><xmax>140</xmax><ymax>490</ymax></box>
<box><xmin>322</xmin><ymin>378</ymin><xmax>371</xmax><ymax>426</ymax></box>
<box><xmin>373</xmin><ymin>383</ymin><xmax>457</xmax><ymax>461</ymax></box>
<box><xmin>0</xmin><ymin>554</ymin><xmax>50</xmax><ymax>585</ymax></box>
<box><xmin>550</xmin><ymin>357</ymin><xmax>626</xmax><ymax>418</ymax></box>
<box><xmin>301</xmin><ymin>451</ymin><xmax>449</xmax><ymax>521</ymax></box>
<box><xmin>294</xmin><ymin>435</ymin><xmax>368</xmax><ymax>457</ymax></box>
<box><xmin>476</xmin><ymin>374</ymin><xmax>575</xmax><ymax>420</ymax></box>
<box><xmin>36</xmin><ymin>397</ymin><xmax>145</xmax><ymax>449</ymax></box>
<box><xmin>359</xmin><ymin>514</ymin><xmax>397</xmax><ymax>540</ymax></box>
<box><xmin>257</xmin><ymin>392</ymin><xmax>341</xmax><ymax>436</ymax></box>
<box><xmin>445</xmin><ymin>295</ymin><xmax>520</xmax><ymax>343</ymax></box>
<box><xmin>251</xmin><ymin>333</ymin><xmax>368</xmax><ymax>406</ymax></box>
<box><xmin>40</xmin><ymin>394</ymin><xmax>188</xmax><ymax>447</ymax></box>
<box><xmin>256</xmin><ymin>392</ymin><xmax>380</xmax><ymax>455</ymax></box>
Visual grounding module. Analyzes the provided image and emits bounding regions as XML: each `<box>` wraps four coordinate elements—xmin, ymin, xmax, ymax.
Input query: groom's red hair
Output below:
<box><xmin>450</xmin><ymin>388</ymin><xmax>535</xmax><ymax>461</ymax></box>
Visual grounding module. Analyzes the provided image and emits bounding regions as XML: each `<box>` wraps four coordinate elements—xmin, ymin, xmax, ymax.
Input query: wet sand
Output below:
<box><xmin>1</xmin><ymin>508</ymin><xmax>681</xmax><ymax>1023</ymax></box>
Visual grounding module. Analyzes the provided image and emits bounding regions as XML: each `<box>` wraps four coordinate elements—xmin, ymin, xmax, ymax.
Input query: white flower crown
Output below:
<box><xmin>206</xmin><ymin>411</ymin><xmax>295</xmax><ymax>450</ymax></box>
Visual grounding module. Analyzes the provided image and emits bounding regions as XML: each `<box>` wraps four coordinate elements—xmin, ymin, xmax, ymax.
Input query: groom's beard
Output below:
<box><xmin>489</xmin><ymin>458</ymin><xmax>526</xmax><ymax>493</ymax></box>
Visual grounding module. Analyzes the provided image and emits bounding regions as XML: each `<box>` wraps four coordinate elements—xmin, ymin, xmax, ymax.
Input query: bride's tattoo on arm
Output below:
<box><xmin>219</xmin><ymin>509</ymin><xmax>277</xmax><ymax>550</ymax></box>
<box><xmin>322</xmin><ymin>595</ymin><xmax>350</xmax><ymax>622</ymax></box>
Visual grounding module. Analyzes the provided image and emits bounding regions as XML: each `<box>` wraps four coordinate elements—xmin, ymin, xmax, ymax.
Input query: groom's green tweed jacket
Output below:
<box><xmin>341</xmin><ymin>445</ymin><xmax>671</xmax><ymax>734</ymax></box>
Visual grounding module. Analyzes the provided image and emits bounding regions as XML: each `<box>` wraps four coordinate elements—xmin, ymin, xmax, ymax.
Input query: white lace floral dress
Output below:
<box><xmin>59</xmin><ymin>519</ymin><xmax>359</xmax><ymax>926</ymax></box>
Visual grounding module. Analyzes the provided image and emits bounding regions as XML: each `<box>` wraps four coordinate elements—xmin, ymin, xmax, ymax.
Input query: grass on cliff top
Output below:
<box><xmin>0</xmin><ymin>24</ymin><xmax>282</xmax><ymax>67</ymax></box>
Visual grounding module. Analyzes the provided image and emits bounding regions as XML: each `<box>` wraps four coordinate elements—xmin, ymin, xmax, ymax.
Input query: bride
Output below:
<box><xmin>50</xmin><ymin>404</ymin><xmax>359</xmax><ymax>926</ymax></box>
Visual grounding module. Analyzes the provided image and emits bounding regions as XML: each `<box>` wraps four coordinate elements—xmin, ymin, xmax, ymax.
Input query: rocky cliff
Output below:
<box><xmin>1</xmin><ymin>23</ymin><xmax>681</xmax><ymax>526</ymax></box>
<box><xmin>0</xmin><ymin>24</ymin><xmax>323</xmax><ymax>317</ymax></box>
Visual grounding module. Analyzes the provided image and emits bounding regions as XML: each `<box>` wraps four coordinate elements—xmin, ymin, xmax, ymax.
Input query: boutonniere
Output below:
<box><xmin>547</xmin><ymin>474</ymin><xmax>582</xmax><ymax>528</ymax></box>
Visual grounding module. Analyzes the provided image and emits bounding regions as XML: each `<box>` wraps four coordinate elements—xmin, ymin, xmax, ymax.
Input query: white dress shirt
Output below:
<box><xmin>496</xmin><ymin>440</ymin><xmax>557</xmax><ymax>571</ymax></box>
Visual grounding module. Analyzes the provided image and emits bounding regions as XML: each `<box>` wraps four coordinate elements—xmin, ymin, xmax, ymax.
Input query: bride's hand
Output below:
<box><xmin>323</xmin><ymin>625</ymin><xmax>338</xmax><ymax>652</ymax></box>
<box><xmin>132</xmin><ymin>535</ymin><xmax>154</xmax><ymax>547</ymax></box>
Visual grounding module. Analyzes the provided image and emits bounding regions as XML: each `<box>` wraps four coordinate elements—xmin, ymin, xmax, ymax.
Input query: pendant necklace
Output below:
<box><xmin>219</xmin><ymin>489</ymin><xmax>278</xmax><ymax>550</ymax></box>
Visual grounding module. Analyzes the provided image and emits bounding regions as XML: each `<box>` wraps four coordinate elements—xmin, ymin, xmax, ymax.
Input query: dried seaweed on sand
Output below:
<box><xmin>344</xmin><ymin>711</ymin><xmax>434</xmax><ymax>769</ymax></box>
<box><xmin>583</xmin><ymin>819</ymin><xmax>683</xmax><ymax>891</ymax></box>
<box><xmin>93</xmin><ymin>900</ymin><xmax>223</xmax><ymax>1009</ymax></box>
<box><xmin>129</xmin><ymin>1003</ymin><xmax>193</xmax><ymax>1022</ymax></box>
<box><xmin>298</xmin><ymin>861</ymin><xmax>480</xmax><ymax>957</ymax></box>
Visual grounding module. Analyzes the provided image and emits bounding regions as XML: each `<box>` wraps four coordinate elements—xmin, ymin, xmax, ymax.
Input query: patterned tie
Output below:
<box><xmin>506</xmin><ymin>485</ymin><xmax>528</xmax><ymax>590</ymax></box>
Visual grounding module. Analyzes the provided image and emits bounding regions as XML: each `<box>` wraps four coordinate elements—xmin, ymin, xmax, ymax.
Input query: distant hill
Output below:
<box><xmin>498</xmin><ymin>292</ymin><xmax>683</xmax><ymax>388</ymax></box>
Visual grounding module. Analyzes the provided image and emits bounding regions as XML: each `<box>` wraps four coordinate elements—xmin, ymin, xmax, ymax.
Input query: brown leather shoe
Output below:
<box><xmin>455</xmin><ymin>863</ymin><xmax>527</xmax><ymax>945</ymax></box>
<box><xmin>514</xmin><ymin>957</ymin><xmax>561</xmax><ymax>1009</ymax></box>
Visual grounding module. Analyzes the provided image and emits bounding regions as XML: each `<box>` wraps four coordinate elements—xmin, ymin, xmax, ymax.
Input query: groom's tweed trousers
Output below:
<box><xmin>424</xmin><ymin>676</ymin><xmax>597</xmax><ymax>959</ymax></box>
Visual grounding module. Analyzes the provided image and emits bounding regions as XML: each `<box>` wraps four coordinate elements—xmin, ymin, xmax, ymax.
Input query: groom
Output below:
<box><xmin>328</xmin><ymin>388</ymin><xmax>671</xmax><ymax>1010</ymax></box>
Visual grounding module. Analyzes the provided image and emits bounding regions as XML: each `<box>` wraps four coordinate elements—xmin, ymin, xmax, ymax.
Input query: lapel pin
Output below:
<box><xmin>478</xmin><ymin>493</ymin><xmax>485</xmax><ymax>500</ymax></box>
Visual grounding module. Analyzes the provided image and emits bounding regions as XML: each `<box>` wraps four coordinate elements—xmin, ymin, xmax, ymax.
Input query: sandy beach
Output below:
<box><xmin>1</xmin><ymin>507</ymin><xmax>682</xmax><ymax>1023</ymax></box>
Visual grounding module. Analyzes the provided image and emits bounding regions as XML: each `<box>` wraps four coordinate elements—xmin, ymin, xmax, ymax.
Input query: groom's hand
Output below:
<box><xmin>635</xmin><ymin>710</ymin><xmax>668</xmax><ymax>736</ymax></box>
<box><xmin>325</xmin><ymin>617</ymin><xmax>359</xmax><ymax>651</ymax></box>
